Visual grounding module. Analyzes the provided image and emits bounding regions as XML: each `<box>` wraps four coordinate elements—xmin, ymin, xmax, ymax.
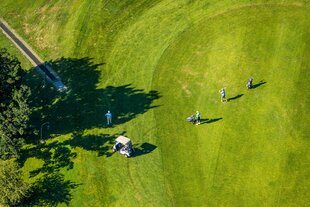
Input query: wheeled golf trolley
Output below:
<box><xmin>186</xmin><ymin>115</ymin><xmax>196</xmax><ymax>124</ymax></box>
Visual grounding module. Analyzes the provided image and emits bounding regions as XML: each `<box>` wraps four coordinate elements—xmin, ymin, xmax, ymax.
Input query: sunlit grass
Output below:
<box><xmin>1</xmin><ymin>0</ymin><xmax>309</xmax><ymax>206</ymax></box>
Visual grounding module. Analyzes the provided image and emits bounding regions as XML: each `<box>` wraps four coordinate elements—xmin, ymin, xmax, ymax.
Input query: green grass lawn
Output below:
<box><xmin>0</xmin><ymin>32</ymin><xmax>32</xmax><ymax>69</ymax></box>
<box><xmin>1</xmin><ymin>0</ymin><xmax>309</xmax><ymax>206</ymax></box>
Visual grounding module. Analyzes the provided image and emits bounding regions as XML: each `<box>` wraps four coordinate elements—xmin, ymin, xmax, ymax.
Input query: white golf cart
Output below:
<box><xmin>112</xmin><ymin>136</ymin><xmax>134</xmax><ymax>158</ymax></box>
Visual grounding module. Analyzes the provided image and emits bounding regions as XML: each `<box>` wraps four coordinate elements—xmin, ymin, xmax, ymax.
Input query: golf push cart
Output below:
<box><xmin>186</xmin><ymin>115</ymin><xmax>196</xmax><ymax>124</ymax></box>
<box><xmin>112</xmin><ymin>136</ymin><xmax>134</xmax><ymax>158</ymax></box>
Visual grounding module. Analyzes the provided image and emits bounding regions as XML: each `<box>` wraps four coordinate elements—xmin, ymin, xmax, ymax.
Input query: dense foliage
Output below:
<box><xmin>0</xmin><ymin>48</ymin><xmax>31</xmax><ymax>158</ymax></box>
<box><xmin>0</xmin><ymin>159</ymin><xmax>30</xmax><ymax>206</ymax></box>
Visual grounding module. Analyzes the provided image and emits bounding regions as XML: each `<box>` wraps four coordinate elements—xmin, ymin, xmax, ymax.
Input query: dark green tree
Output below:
<box><xmin>0</xmin><ymin>48</ymin><xmax>31</xmax><ymax>158</ymax></box>
<box><xmin>0</xmin><ymin>159</ymin><xmax>30</xmax><ymax>206</ymax></box>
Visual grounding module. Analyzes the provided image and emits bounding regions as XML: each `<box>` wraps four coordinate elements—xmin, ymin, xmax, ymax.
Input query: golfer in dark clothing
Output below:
<box><xmin>196</xmin><ymin>111</ymin><xmax>201</xmax><ymax>125</ymax></box>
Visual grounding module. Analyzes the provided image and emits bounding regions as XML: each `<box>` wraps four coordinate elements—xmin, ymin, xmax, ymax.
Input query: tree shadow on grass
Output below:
<box><xmin>18</xmin><ymin>132</ymin><xmax>120</xmax><ymax>206</ymax></box>
<box><xmin>22</xmin><ymin>172</ymin><xmax>81</xmax><ymax>207</ymax></box>
<box><xmin>26</xmin><ymin>57</ymin><xmax>161</xmax><ymax>142</ymax></box>
<box><xmin>27</xmin><ymin>142</ymin><xmax>77</xmax><ymax>178</ymax></box>
<box><xmin>200</xmin><ymin>118</ymin><xmax>223</xmax><ymax>125</ymax></box>
<box><xmin>18</xmin><ymin>132</ymin><xmax>118</xmax><ymax>170</ymax></box>
<box><xmin>17</xmin><ymin>140</ymin><xmax>74</xmax><ymax>176</ymax></box>
<box><xmin>227</xmin><ymin>94</ymin><xmax>244</xmax><ymax>102</ymax></box>
<box><xmin>252</xmin><ymin>80</ymin><xmax>267</xmax><ymax>89</ymax></box>
<box><xmin>23</xmin><ymin>57</ymin><xmax>160</xmax><ymax>205</ymax></box>
<box><xmin>133</xmin><ymin>142</ymin><xmax>157</xmax><ymax>157</ymax></box>
<box><xmin>62</xmin><ymin>131</ymin><xmax>118</xmax><ymax>157</ymax></box>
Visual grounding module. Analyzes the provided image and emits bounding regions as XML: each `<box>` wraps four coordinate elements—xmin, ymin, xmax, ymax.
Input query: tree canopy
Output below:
<box><xmin>0</xmin><ymin>48</ymin><xmax>31</xmax><ymax>158</ymax></box>
<box><xmin>0</xmin><ymin>159</ymin><xmax>30</xmax><ymax>206</ymax></box>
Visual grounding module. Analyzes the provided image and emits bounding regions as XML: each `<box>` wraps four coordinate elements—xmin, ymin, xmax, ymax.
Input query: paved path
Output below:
<box><xmin>0</xmin><ymin>19</ymin><xmax>66</xmax><ymax>91</ymax></box>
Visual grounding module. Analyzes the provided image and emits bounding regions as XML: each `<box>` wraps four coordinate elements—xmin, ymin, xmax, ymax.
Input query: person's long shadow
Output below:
<box><xmin>133</xmin><ymin>142</ymin><xmax>157</xmax><ymax>157</ymax></box>
<box><xmin>200</xmin><ymin>117</ymin><xmax>223</xmax><ymax>125</ymax></box>
<box><xmin>26</xmin><ymin>57</ymin><xmax>161</xmax><ymax>141</ymax></box>
<box><xmin>228</xmin><ymin>94</ymin><xmax>244</xmax><ymax>102</ymax></box>
<box><xmin>252</xmin><ymin>80</ymin><xmax>267</xmax><ymax>89</ymax></box>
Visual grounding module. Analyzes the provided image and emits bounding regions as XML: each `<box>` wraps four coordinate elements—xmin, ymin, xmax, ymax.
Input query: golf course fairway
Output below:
<box><xmin>0</xmin><ymin>1</ymin><xmax>309</xmax><ymax>206</ymax></box>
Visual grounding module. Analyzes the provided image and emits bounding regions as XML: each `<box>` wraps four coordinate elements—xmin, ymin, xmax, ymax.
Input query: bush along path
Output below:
<box><xmin>0</xmin><ymin>18</ymin><xmax>66</xmax><ymax>92</ymax></box>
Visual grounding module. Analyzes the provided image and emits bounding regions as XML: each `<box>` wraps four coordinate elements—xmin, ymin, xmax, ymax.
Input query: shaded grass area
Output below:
<box><xmin>26</xmin><ymin>57</ymin><xmax>160</xmax><ymax>141</ymax></box>
<box><xmin>23</xmin><ymin>172</ymin><xmax>80</xmax><ymax>207</ymax></box>
<box><xmin>132</xmin><ymin>142</ymin><xmax>157</xmax><ymax>157</ymax></box>
<box><xmin>18</xmin><ymin>131</ymin><xmax>120</xmax><ymax>206</ymax></box>
<box><xmin>19</xmin><ymin>56</ymin><xmax>160</xmax><ymax>206</ymax></box>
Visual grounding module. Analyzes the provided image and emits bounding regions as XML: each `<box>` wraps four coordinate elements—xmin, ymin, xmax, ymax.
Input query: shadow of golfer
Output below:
<box><xmin>252</xmin><ymin>80</ymin><xmax>267</xmax><ymax>89</ymax></box>
<box><xmin>200</xmin><ymin>117</ymin><xmax>223</xmax><ymax>125</ymax></box>
<box><xmin>133</xmin><ymin>142</ymin><xmax>157</xmax><ymax>157</ymax></box>
<box><xmin>228</xmin><ymin>94</ymin><xmax>244</xmax><ymax>102</ymax></box>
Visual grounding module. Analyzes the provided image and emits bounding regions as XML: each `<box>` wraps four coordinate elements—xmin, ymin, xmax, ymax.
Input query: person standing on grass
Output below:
<box><xmin>196</xmin><ymin>111</ymin><xmax>201</xmax><ymax>125</ymax></box>
<box><xmin>246</xmin><ymin>77</ymin><xmax>253</xmax><ymax>89</ymax></box>
<box><xmin>219</xmin><ymin>88</ymin><xmax>227</xmax><ymax>102</ymax></box>
<box><xmin>105</xmin><ymin>110</ymin><xmax>112</xmax><ymax>125</ymax></box>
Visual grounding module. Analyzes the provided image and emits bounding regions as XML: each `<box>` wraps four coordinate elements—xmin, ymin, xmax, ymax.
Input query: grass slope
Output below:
<box><xmin>1</xmin><ymin>1</ymin><xmax>309</xmax><ymax>206</ymax></box>
<box><xmin>0</xmin><ymin>32</ymin><xmax>32</xmax><ymax>69</ymax></box>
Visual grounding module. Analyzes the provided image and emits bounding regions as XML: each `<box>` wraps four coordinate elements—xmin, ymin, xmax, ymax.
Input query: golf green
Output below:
<box><xmin>0</xmin><ymin>1</ymin><xmax>309</xmax><ymax>206</ymax></box>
